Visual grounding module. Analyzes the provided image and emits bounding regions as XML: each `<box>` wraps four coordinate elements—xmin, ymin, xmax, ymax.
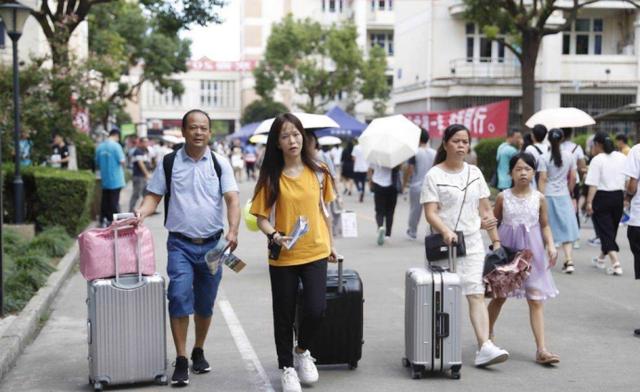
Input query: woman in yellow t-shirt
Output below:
<box><xmin>250</xmin><ymin>113</ymin><xmax>337</xmax><ymax>392</ymax></box>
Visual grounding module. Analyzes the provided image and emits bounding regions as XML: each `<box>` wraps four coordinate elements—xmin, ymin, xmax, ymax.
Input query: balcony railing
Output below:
<box><xmin>448</xmin><ymin>58</ymin><xmax>520</xmax><ymax>80</ymax></box>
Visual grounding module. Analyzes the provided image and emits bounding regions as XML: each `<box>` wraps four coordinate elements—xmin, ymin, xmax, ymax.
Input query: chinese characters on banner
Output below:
<box><xmin>403</xmin><ymin>100</ymin><xmax>510</xmax><ymax>139</ymax></box>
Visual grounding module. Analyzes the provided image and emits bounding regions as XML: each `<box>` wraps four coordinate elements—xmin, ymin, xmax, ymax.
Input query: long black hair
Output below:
<box><xmin>593</xmin><ymin>131</ymin><xmax>615</xmax><ymax>154</ymax></box>
<box><xmin>434</xmin><ymin>124</ymin><xmax>471</xmax><ymax>165</ymax></box>
<box><xmin>509</xmin><ymin>152</ymin><xmax>537</xmax><ymax>173</ymax></box>
<box><xmin>252</xmin><ymin>113</ymin><xmax>328</xmax><ymax>207</ymax></box>
<box><xmin>548</xmin><ymin>128</ymin><xmax>564</xmax><ymax>168</ymax></box>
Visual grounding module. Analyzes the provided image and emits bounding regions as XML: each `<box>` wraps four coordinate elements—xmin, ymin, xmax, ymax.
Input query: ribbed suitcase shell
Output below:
<box><xmin>404</xmin><ymin>266</ymin><xmax>462</xmax><ymax>379</ymax></box>
<box><xmin>87</xmin><ymin>274</ymin><xmax>167</xmax><ymax>388</ymax></box>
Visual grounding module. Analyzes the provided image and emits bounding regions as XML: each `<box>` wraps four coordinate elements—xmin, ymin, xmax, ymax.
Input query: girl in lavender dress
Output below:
<box><xmin>487</xmin><ymin>152</ymin><xmax>561</xmax><ymax>365</ymax></box>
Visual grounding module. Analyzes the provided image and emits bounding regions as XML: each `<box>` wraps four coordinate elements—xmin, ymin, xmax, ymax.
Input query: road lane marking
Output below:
<box><xmin>218</xmin><ymin>292</ymin><xmax>275</xmax><ymax>392</ymax></box>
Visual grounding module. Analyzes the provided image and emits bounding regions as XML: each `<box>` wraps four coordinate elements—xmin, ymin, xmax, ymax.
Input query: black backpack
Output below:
<box><xmin>162</xmin><ymin>150</ymin><xmax>222</xmax><ymax>224</ymax></box>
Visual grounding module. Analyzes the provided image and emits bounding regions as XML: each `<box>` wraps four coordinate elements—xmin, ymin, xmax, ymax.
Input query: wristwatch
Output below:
<box><xmin>267</xmin><ymin>231</ymin><xmax>278</xmax><ymax>242</ymax></box>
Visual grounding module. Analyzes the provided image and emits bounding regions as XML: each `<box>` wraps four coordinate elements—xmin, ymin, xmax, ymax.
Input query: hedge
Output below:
<box><xmin>3</xmin><ymin>165</ymin><xmax>95</xmax><ymax>235</ymax></box>
<box><xmin>71</xmin><ymin>132</ymin><xmax>96</xmax><ymax>171</ymax></box>
<box><xmin>474</xmin><ymin>137</ymin><xmax>505</xmax><ymax>182</ymax></box>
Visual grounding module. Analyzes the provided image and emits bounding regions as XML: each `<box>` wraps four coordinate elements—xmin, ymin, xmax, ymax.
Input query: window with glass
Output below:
<box><xmin>200</xmin><ymin>80</ymin><xmax>235</xmax><ymax>108</ymax></box>
<box><xmin>371</xmin><ymin>0</ymin><xmax>391</xmax><ymax>11</ymax></box>
<box><xmin>324</xmin><ymin>0</ymin><xmax>343</xmax><ymax>12</ymax></box>
<box><xmin>369</xmin><ymin>32</ymin><xmax>394</xmax><ymax>56</ymax></box>
<box><xmin>465</xmin><ymin>23</ymin><xmax>505</xmax><ymax>62</ymax></box>
<box><xmin>562</xmin><ymin>18</ymin><xmax>603</xmax><ymax>55</ymax></box>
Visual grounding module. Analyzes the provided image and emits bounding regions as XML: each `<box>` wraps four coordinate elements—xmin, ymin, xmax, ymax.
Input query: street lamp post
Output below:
<box><xmin>0</xmin><ymin>1</ymin><xmax>33</xmax><ymax>316</ymax></box>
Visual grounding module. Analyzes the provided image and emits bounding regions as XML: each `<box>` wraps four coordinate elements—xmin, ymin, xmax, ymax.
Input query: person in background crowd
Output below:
<box><xmin>488</xmin><ymin>152</ymin><xmax>560</xmax><ymax>365</ymax></box>
<box><xmin>422</xmin><ymin>124</ymin><xmax>509</xmax><ymax>367</ymax></box>
<box><xmin>154</xmin><ymin>140</ymin><xmax>174</xmax><ymax>165</ymax></box>
<box><xmin>129</xmin><ymin>137</ymin><xmax>152</xmax><ymax>212</ymax></box>
<box><xmin>369</xmin><ymin>161</ymin><xmax>401</xmax><ymax>246</ymax></box>
<box><xmin>585</xmin><ymin>132</ymin><xmax>627</xmax><ymax>276</ymax></box>
<box><xmin>231</xmin><ymin>145</ymin><xmax>245</xmax><ymax>182</ymax></box>
<box><xmin>616</xmin><ymin>133</ymin><xmax>631</xmax><ymax>156</ymax></box>
<box><xmin>50</xmin><ymin>133</ymin><xmax>70</xmax><ymax>169</ymax></box>
<box><xmin>352</xmin><ymin>139</ymin><xmax>369</xmax><ymax>202</ymax></box>
<box><xmin>95</xmin><ymin>129</ymin><xmax>126</xmax><ymax>227</ymax></box>
<box><xmin>496</xmin><ymin>129</ymin><xmax>523</xmax><ymax>191</ymax></box>
<box><xmin>524</xmin><ymin>124</ymin><xmax>549</xmax><ymax>189</ymax></box>
<box><xmin>521</xmin><ymin>133</ymin><xmax>534</xmax><ymax>152</ymax></box>
<box><xmin>137</xmin><ymin>109</ymin><xmax>240</xmax><ymax>386</ymax></box>
<box><xmin>330</xmin><ymin>144</ymin><xmax>343</xmax><ymax>178</ymax></box>
<box><xmin>244</xmin><ymin>142</ymin><xmax>258</xmax><ymax>180</ymax></box>
<box><xmin>405</xmin><ymin>128</ymin><xmax>435</xmax><ymax>241</ymax></box>
<box><xmin>340</xmin><ymin>140</ymin><xmax>355</xmax><ymax>196</ymax></box>
<box><xmin>18</xmin><ymin>130</ymin><xmax>33</xmax><ymax>166</ymax></box>
<box><xmin>125</xmin><ymin>135</ymin><xmax>139</xmax><ymax>169</ymax></box>
<box><xmin>561</xmin><ymin>128</ymin><xmax>586</xmax><ymax>249</ymax></box>
<box><xmin>537</xmin><ymin>129</ymin><xmax>580</xmax><ymax>274</ymax></box>
<box><xmin>250</xmin><ymin>113</ymin><xmax>337</xmax><ymax>392</ymax></box>
<box><xmin>623</xmin><ymin>142</ymin><xmax>640</xmax><ymax>335</ymax></box>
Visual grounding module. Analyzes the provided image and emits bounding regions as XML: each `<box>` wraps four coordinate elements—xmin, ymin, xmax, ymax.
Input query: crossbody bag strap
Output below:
<box><xmin>453</xmin><ymin>165</ymin><xmax>471</xmax><ymax>232</ymax></box>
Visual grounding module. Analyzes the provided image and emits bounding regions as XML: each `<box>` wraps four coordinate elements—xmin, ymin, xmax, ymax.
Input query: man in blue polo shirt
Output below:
<box><xmin>137</xmin><ymin>109</ymin><xmax>240</xmax><ymax>386</ymax></box>
<box><xmin>95</xmin><ymin>129</ymin><xmax>126</xmax><ymax>227</ymax></box>
<box><xmin>495</xmin><ymin>129</ymin><xmax>523</xmax><ymax>191</ymax></box>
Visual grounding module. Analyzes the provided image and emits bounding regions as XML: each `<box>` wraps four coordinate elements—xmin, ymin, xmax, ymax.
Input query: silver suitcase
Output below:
<box><xmin>403</xmin><ymin>247</ymin><xmax>462</xmax><ymax>379</ymax></box>
<box><xmin>87</xmin><ymin>214</ymin><xmax>167</xmax><ymax>391</ymax></box>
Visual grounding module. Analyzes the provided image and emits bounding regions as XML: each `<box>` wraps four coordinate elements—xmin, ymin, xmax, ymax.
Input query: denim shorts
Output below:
<box><xmin>166</xmin><ymin>233</ymin><xmax>223</xmax><ymax>318</ymax></box>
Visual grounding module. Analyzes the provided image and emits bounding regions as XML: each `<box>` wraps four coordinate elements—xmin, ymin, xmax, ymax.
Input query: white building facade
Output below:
<box><xmin>239</xmin><ymin>0</ymin><xmax>395</xmax><ymax>120</ymax></box>
<box><xmin>393</xmin><ymin>0</ymin><xmax>640</xmax><ymax>133</ymax></box>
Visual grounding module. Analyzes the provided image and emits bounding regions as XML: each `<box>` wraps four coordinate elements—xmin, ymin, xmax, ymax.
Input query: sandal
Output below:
<box><xmin>591</xmin><ymin>257</ymin><xmax>606</xmax><ymax>270</ymax></box>
<box><xmin>606</xmin><ymin>263</ymin><xmax>623</xmax><ymax>276</ymax></box>
<box><xmin>562</xmin><ymin>260</ymin><xmax>575</xmax><ymax>274</ymax></box>
<box><xmin>536</xmin><ymin>350</ymin><xmax>560</xmax><ymax>365</ymax></box>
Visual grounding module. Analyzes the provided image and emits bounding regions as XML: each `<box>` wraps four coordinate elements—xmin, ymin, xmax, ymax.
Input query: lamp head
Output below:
<box><xmin>0</xmin><ymin>2</ymin><xmax>33</xmax><ymax>38</ymax></box>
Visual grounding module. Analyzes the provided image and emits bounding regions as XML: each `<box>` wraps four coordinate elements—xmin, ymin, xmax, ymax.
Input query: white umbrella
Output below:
<box><xmin>249</xmin><ymin>134</ymin><xmax>268</xmax><ymax>144</ymax></box>
<box><xmin>359</xmin><ymin>115</ymin><xmax>421</xmax><ymax>168</ymax></box>
<box><xmin>317</xmin><ymin>136</ymin><xmax>342</xmax><ymax>146</ymax></box>
<box><xmin>254</xmin><ymin>112</ymin><xmax>340</xmax><ymax>134</ymax></box>
<box><xmin>525</xmin><ymin>107</ymin><xmax>595</xmax><ymax>129</ymax></box>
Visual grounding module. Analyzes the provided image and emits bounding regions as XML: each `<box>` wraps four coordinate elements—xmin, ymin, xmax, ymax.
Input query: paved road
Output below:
<box><xmin>2</xmin><ymin>179</ymin><xmax>640</xmax><ymax>391</ymax></box>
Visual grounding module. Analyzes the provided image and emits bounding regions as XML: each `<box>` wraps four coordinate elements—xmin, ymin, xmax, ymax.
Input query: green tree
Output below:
<box><xmin>463</xmin><ymin>0</ymin><xmax>640</xmax><ymax>125</ymax></box>
<box><xmin>87</xmin><ymin>0</ymin><xmax>191</xmax><ymax>130</ymax></box>
<box><xmin>254</xmin><ymin>15</ymin><xmax>388</xmax><ymax>113</ymax></box>
<box><xmin>241</xmin><ymin>99</ymin><xmax>289</xmax><ymax>125</ymax></box>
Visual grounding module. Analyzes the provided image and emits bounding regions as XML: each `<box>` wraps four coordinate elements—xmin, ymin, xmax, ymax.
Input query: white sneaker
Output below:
<box><xmin>293</xmin><ymin>349</ymin><xmax>319</xmax><ymax>384</ymax></box>
<box><xmin>281</xmin><ymin>367</ymin><xmax>302</xmax><ymax>392</ymax></box>
<box><xmin>377</xmin><ymin>227</ymin><xmax>386</xmax><ymax>246</ymax></box>
<box><xmin>591</xmin><ymin>257</ymin><xmax>606</xmax><ymax>270</ymax></box>
<box><xmin>474</xmin><ymin>340</ymin><xmax>509</xmax><ymax>367</ymax></box>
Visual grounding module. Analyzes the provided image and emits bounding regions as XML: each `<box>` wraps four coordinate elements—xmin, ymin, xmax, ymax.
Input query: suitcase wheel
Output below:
<box><xmin>401</xmin><ymin>358</ymin><xmax>410</xmax><ymax>368</ymax></box>
<box><xmin>451</xmin><ymin>365</ymin><xmax>461</xmax><ymax>380</ymax></box>
<box><xmin>348</xmin><ymin>361</ymin><xmax>358</xmax><ymax>370</ymax></box>
<box><xmin>155</xmin><ymin>375</ymin><xmax>169</xmax><ymax>385</ymax></box>
<box><xmin>411</xmin><ymin>365</ymin><xmax>423</xmax><ymax>379</ymax></box>
<box><xmin>93</xmin><ymin>381</ymin><xmax>103</xmax><ymax>391</ymax></box>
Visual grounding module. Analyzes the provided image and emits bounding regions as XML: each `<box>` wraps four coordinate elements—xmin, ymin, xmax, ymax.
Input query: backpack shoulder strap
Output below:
<box><xmin>210</xmin><ymin>151</ymin><xmax>223</xmax><ymax>196</ymax></box>
<box><xmin>163</xmin><ymin>151</ymin><xmax>178</xmax><ymax>225</ymax></box>
<box><xmin>533</xmin><ymin>145</ymin><xmax>543</xmax><ymax>155</ymax></box>
<box><xmin>572</xmin><ymin>143</ymin><xmax>579</xmax><ymax>153</ymax></box>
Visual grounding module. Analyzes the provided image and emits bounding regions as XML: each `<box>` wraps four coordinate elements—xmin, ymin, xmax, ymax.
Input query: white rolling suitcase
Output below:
<box><xmin>403</xmin><ymin>247</ymin><xmax>463</xmax><ymax>379</ymax></box>
<box><xmin>86</xmin><ymin>213</ymin><xmax>167</xmax><ymax>391</ymax></box>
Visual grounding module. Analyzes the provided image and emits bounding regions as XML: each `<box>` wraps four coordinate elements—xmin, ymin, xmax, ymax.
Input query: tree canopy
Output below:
<box><xmin>254</xmin><ymin>15</ymin><xmax>389</xmax><ymax>115</ymax></box>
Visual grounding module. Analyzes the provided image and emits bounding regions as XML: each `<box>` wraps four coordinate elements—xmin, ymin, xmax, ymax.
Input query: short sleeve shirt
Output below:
<box><xmin>421</xmin><ymin>163</ymin><xmax>490</xmax><ymax>254</ymax></box>
<box><xmin>408</xmin><ymin>146</ymin><xmax>436</xmax><ymax>189</ymax></box>
<box><xmin>132</xmin><ymin>147</ymin><xmax>152</xmax><ymax>177</ymax></box>
<box><xmin>585</xmin><ymin>151</ymin><xmax>627</xmax><ymax>191</ymax></box>
<box><xmin>537</xmin><ymin>150</ymin><xmax>576</xmax><ymax>196</ymax></box>
<box><xmin>624</xmin><ymin>145</ymin><xmax>640</xmax><ymax>227</ymax></box>
<box><xmin>352</xmin><ymin>145</ymin><xmax>368</xmax><ymax>173</ymax></box>
<box><xmin>496</xmin><ymin>143</ymin><xmax>518</xmax><ymax>189</ymax></box>
<box><xmin>146</xmin><ymin>148</ymin><xmax>238</xmax><ymax>238</ymax></box>
<box><xmin>52</xmin><ymin>145</ymin><xmax>70</xmax><ymax>169</ymax></box>
<box><xmin>250</xmin><ymin>166</ymin><xmax>335</xmax><ymax>267</ymax></box>
<box><xmin>95</xmin><ymin>140</ymin><xmax>125</xmax><ymax>190</ymax></box>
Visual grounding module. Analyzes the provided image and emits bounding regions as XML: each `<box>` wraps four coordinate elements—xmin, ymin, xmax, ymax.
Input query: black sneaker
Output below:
<box><xmin>172</xmin><ymin>356</ymin><xmax>189</xmax><ymax>386</ymax></box>
<box><xmin>634</xmin><ymin>328</ymin><xmax>640</xmax><ymax>337</ymax></box>
<box><xmin>191</xmin><ymin>347</ymin><xmax>211</xmax><ymax>374</ymax></box>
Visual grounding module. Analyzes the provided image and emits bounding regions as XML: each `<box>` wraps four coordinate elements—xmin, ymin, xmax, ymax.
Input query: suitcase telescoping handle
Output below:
<box><xmin>427</xmin><ymin>245</ymin><xmax>457</xmax><ymax>273</ymax></box>
<box><xmin>112</xmin><ymin>213</ymin><xmax>144</xmax><ymax>289</ymax></box>
<box><xmin>336</xmin><ymin>255</ymin><xmax>344</xmax><ymax>293</ymax></box>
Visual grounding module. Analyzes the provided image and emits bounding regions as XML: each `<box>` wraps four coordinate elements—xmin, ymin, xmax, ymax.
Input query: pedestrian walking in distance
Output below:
<box><xmin>369</xmin><ymin>162</ymin><xmax>401</xmax><ymax>246</ymax></box>
<box><xmin>623</xmin><ymin>142</ymin><xmax>640</xmax><ymax>336</ymax></box>
<box><xmin>585</xmin><ymin>132</ymin><xmax>627</xmax><ymax>276</ymax></box>
<box><xmin>136</xmin><ymin>109</ymin><xmax>240</xmax><ymax>386</ymax></box>
<box><xmin>422</xmin><ymin>124</ymin><xmax>510</xmax><ymax>367</ymax></box>
<box><xmin>488</xmin><ymin>152</ymin><xmax>560</xmax><ymax>365</ymax></box>
<box><xmin>406</xmin><ymin>128</ymin><xmax>435</xmax><ymax>240</ymax></box>
<box><xmin>129</xmin><ymin>137</ymin><xmax>152</xmax><ymax>212</ymax></box>
<box><xmin>250</xmin><ymin>113</ymin><xmax>338</xmax><ymax>392</ymax></box>
<box><xmin>495</xmin><ymin>129</ymin><xmax>523</xmax><ymax>191</ymax></box>
<box><xmin>537</xmin><ymin>129</ymin><xmax>580</xmax><ymax>274</ymax></box>
<box><xmin>95</xmin><ymin>129</ymin><xmax>126</xmax><ymax>227</ymax></box>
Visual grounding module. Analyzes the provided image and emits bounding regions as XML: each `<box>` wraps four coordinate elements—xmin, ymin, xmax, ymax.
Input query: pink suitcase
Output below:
<box><xmin>79</xmin><ymin>216</ymin><xmax>156</xmax><ymax>281</ymax></box>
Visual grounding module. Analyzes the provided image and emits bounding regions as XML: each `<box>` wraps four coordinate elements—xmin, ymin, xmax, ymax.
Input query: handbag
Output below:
<box><xmin>483</xmin><ymin>247</ymin><xmax>532</xmax><ymax>298</ymax></box>
<box><xmin>424</xmin><ymin>166</ymin><xmax>470</xmax><ymax>262</ymax></box>
<box><xmin>78</xmin><ymin>218</ymin><xmax>156</xmax><ymax>281</ymax></box>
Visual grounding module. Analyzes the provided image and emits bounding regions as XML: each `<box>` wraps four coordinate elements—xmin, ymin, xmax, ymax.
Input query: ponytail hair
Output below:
<box><xmin>434</xmin><ymin>124</ymin><xmax>471</xmax><ymax>165</ymax></box>
<box><xmin>548</xmin><ymin>128</ymin><xmax>564</xmax><ymax>168</ymax></box>
<box><xmin>593</xmin><ymin>131</ymin><xmax>615</xmax><ymax>154</ymax></box>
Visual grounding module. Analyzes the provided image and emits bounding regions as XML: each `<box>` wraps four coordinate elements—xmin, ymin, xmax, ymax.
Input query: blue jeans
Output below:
<box><xmin>166</xmin><ymin>233</ymin><xmax>223</xmax><ymax>318</ymax></box>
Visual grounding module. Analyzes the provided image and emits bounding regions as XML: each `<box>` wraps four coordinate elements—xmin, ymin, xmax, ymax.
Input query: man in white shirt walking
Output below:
<box><xmin>405</xmin><ymin>128</ymin><xmax>435</xmax><ymax>240</ymax></box>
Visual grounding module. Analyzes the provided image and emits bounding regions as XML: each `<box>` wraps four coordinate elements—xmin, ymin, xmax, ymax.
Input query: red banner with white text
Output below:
<box><xmin>403</xmin><ymin>100</ymin><xmax>510</xmax><ymax>139</ymax></box>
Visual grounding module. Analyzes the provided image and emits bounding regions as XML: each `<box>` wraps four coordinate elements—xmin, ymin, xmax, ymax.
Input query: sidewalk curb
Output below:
<box><xmin>0</xmin><ymin>239</ymin><xmax>81</xmax><ymax>381</ymax></box>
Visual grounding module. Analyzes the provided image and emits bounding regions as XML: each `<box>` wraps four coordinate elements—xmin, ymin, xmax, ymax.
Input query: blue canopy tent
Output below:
<box><xmin>313</xmin><ymin>106</ymin><xmax>367</xmax><ymax>138</ymax></box>
<box><xmin>225</xmin><ymin>121</ymin><xmax>260</xmax><ymax>143</ymax></box>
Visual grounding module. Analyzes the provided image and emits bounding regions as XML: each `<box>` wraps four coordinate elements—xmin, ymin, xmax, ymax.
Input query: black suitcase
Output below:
<box><xmin>296</xmin><ymin>258</ymin><xmax>364</xmax><ymax>369</ymax></box>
